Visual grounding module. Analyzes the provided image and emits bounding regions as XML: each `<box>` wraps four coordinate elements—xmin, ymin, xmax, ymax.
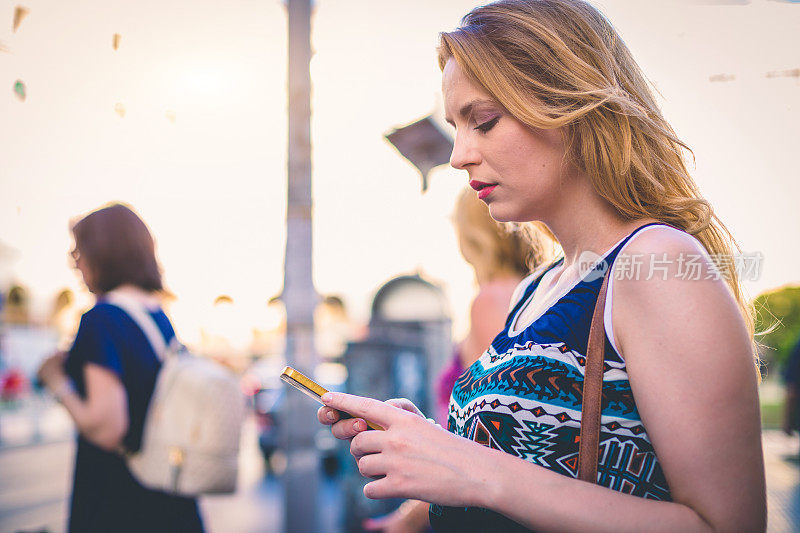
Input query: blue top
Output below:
<box><xmin>64</xmin><ymin>301</ymin><xmax>204</xmax><ymax>533</ymax></box>
<box><xmin>430</xmin><ymin>223</ymin><xmax>672</xmax><ymax>532</ymax></box>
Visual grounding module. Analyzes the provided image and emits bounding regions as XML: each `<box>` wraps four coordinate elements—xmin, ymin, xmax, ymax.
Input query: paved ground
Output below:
<box><xmin>763</xmin><ymin>430</ymin><xmax>800</xmax><ymax>533</ymax></box>
<box><xmin>0</xmin><ymin>406</ymin><xmax>343</xmax><ymax>533</ymax></box>
<box><xmin>1</xmin><ymin>401</ymin><xmax>799</xmax><ymax>532</ymax></box>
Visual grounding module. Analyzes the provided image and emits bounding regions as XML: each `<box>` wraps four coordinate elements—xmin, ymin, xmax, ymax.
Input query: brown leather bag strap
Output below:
<box><xmin>577</xmin><ymin>271</ymin><xmax>611</xmax><ymax>483</ymax></box>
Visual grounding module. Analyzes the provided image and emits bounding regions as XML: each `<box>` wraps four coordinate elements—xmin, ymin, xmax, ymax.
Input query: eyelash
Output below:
<box><xmin>475</xmin><ymin>116</ymin><xmax>499</xmax><ymax>133</ymax></box>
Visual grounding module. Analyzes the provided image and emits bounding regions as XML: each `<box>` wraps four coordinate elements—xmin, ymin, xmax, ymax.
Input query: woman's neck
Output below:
<box><xmin>542</xmin><ymin>180</ymin><xmax>656</xmax><ymax>268</ymax></box>
<box><xmin>103</xmin><ymin>284</ymin><xmax>161</xmax><ymax>306</ymax></box>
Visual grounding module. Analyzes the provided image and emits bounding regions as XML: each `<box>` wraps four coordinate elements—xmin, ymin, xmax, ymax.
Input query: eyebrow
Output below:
<box><xmin>444</xmin><ymin>98</ymin><xmax>496</xmax><ymax>126</ymax></box>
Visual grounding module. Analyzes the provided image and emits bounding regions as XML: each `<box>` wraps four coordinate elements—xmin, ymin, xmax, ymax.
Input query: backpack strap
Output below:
<box><xmin>577</xmin><ymin>271</ymin><xmax>610</xmax><ymax>483</ymax></box>
<box><xmin>104</xmin><ymin>291</ymin><xmax>178</xmax><ymax>361</ymax></box>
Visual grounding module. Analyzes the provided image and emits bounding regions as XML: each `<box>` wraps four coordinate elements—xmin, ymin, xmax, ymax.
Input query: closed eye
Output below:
<box><xmin>475</xmin><ymin>116</ymin><xmax>499</xmax><ymax>133</ymax></box>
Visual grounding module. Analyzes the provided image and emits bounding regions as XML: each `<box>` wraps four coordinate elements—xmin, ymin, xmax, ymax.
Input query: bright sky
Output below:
<box><xmin>2</xmin><ymin>0</ymin><xmax>799</xmax><ymax>344</ymax></box>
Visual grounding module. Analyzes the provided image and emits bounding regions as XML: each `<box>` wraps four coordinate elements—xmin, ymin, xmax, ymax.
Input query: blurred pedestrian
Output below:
<box><xmin>36</xmin><ymin>203</ymin><xmax>204</xmax><ymax>533</ymax></box>
<box><xmin>782</xmin><ymin>335</ymin><xmax>800</xmax><ymax>438</ymax></box>
<box><xmin>319</xmin><ymin>1</ymin><xmax>765</xmax><ymax>531</ymax></box>
<box><xmin>48</xmin><ymin>288</ymin><xmax>79</xmax><ymax>346</ymax></box>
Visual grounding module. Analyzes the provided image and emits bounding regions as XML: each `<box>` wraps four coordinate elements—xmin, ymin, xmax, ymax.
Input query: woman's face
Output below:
<box><xmin>442</xmin><ymin>58</ymin><xmax>573</xmax><ymax>224</ymax></box>
<box><xmin>70</xmin><ymin>244</ymin><xmax>97</xmax><ymax>293</ymax></box>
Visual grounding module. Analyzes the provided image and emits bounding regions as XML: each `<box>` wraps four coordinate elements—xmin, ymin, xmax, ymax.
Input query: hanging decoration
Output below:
<box><xmin>13</xmin><ymin>6</ymin><xmax>28</xmax><ymax>33</ymax></box>
<box><xmin>13</xmin><ymin>80</ymin><xmax>25</xmax><ymax>101</ymax></box>
<box><xmin>165</xmin><ymin>109</ymin><xmax>176</xmax><ymax>123</ymax></box>
<box><xmin>114</xmin><ymin>102</ymin><xmax>126</xmax><ymax>117</ymax></box>
<box><xmin>112</xmin><ymin>33</ymin><xmax>121</xmax><ymax>50</ymax></box>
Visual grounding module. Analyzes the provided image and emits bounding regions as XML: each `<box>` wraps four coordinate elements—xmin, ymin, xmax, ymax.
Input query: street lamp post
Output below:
<box><xmin>283</xmin><ymin>0</ymin><xmax>320</xmax><ymax>531</ymax></box>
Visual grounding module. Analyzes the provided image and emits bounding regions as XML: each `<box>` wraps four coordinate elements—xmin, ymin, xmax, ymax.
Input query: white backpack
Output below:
<box><xmin>105</xmin><ymin>292</ymin><xmax>245</xmax><ymax>496</ymax></box>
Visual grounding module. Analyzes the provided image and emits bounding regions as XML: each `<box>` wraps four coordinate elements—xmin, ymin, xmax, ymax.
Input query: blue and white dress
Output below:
<box><xmin>430</xmin><ymin>223</ymin><xmax>674</xmax><ymax>532</ymax></box>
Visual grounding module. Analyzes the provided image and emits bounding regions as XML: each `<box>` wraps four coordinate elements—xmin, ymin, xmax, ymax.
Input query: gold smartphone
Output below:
<box><xmin>280</xmin><ymin>366</ymin><xmax>384</xmax><ymax>431</ymax></box>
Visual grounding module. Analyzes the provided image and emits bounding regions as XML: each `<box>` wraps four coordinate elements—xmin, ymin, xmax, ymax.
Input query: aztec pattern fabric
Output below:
<box><xmin>430</xmin><ymin>223</ymin><xmax>671</xmax><ymax>532</ymax></box>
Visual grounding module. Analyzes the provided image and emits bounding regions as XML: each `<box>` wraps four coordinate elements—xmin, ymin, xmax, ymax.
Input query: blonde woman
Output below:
<box><xmin>320</xmin><ymin>1</ymin><xmax>765</xmax><ymax>531</ymax></box>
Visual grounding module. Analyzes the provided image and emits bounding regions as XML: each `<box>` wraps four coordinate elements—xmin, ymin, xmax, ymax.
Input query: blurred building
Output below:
<box><xmin>341</xmin><ymin>274</ymin><xmax>451</xmax><ymax>531</ymax></box>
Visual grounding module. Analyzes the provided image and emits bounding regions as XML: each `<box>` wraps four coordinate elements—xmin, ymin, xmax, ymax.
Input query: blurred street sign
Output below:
<box><xmin>385</xmin><ymin>115</ymin><xmax>453</xmax><ymax>193</ymax></box>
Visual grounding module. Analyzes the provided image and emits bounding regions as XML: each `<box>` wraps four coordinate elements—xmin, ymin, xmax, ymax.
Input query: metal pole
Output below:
<box><xmin>283</xmin><ymin>0</ymin><xmax>320</xmax><ymax>531</ymax></box>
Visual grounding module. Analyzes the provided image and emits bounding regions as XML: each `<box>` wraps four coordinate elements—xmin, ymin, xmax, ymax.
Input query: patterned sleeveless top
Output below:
<box><xmin>430</xmin><ymin>223</ymin><xmax>672</xmax><ymax>532</ymax></box>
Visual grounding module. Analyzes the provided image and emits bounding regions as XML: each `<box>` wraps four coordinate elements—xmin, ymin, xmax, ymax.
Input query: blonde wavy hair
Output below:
<box><xmin>454</xmin><ymin>188</ymin><xmax>550</xmax><ymax>279</ymax></box>
<box><xmin>438</xmin><ymin>0</ymin><xmax>755</xmax><ymax>347</ymax></box>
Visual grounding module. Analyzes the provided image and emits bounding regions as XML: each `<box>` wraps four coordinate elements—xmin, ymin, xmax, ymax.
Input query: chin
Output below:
<box><xmin>487</xmin><ymin>203</ymin><xmax>526</xmax><ymax>224</ymax></box>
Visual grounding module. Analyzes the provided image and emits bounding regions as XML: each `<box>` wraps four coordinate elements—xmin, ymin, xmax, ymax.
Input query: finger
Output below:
<box><xmin>357</xmin><ymin>453</ymin><xmax>387</xmax><ymax>479</ymax></box>
<box><xmin>317</xmin><ymin>406</ymin><xmax>341</xmax><ymax>426</ymax></box>
<box><xmin>350</xmin><ymin>429</ymin><xmax>386</xmax><ymax>459</ymax></box>
<box><xmin>322</xmin><ymin>392</ymin><xmax>400</xmax><ymax>429</ymax></box>
<box><xmin>363</xmin><ymin>476</ymin><xmax>398</xmax><ymax>500</ymax></box>
<box><xmin>385</xmin><ymin>398</ymin><xmax>424</xmax><ymax>417</ymax></box>
<box><xmin>330</xmin><ymin>417</ymin><xmax>369</xmax><ymax>440</ymax></box>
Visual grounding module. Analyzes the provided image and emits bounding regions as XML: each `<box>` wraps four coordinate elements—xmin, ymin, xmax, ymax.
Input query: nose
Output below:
<box><xmin>449</xmin><ymin>130</ymin><xmax>481</xmax><ymax>170</ymax></box>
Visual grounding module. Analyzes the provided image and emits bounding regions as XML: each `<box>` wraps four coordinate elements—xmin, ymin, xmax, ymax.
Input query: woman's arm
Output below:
<box><xmin>38</xmin><ymin>355</ymin><xmax>128</xmax><ymax>451</ymax></box>
<box><xmin>490</xmin><ymin>230</ymin><xmax>765</xmax><ymax>531</ymax></box>
<box><xmin>319</xmin><ymin>231</ymin><xmax>765</xmax><ymax>532</ymax></box>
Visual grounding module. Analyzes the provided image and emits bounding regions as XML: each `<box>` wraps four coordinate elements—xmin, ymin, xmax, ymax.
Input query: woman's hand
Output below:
<box><xmin>362</xmin><ymin>499</ymin><xmax>430</xmax><ymax>533</ymax></box>
<box><xmin>317</xmin><ymin>397</ymin><xmax>425</xmax><ymax>437</ymax></box>
<box><xmin>317</xmin><ymin>392</ymin><xmax>492</xmax><ymax>507</ymax></box>
<box><xmin>36</xmin><ymin>351</ymin><xmax>69</xmax><ymax>391</ymax></box>
<box><xmin>361</xmin><ymin>500</ymin><xmax>430</xmax><ymax>533</ymax></box>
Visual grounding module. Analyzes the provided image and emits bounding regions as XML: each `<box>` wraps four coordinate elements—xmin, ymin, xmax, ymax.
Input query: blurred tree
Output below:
<box><xmin>754</xmin><ymin>286</ymin><xmax>800</xmax><ymax>375</ymax></box>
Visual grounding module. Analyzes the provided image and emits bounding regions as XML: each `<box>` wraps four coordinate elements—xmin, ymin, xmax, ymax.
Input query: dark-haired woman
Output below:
<box><xmin>37</xmin><ymin>203</ymin><xmax>204</xmax><ymax>533</ymax></box>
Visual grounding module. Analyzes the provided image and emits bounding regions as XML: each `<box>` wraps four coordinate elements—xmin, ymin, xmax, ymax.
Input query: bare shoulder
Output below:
<box><xmin>478</xmin><ymin>278</ymin><xmax>521</xmax><ymax>307</ymax></box>
<box><xmin>612</xmin><ymin>225</ymin><xmax>717</xmax><ymax>294</ymax></box>
<box><xmin>611</xmin><ymin>225</ymin><xmax>749</xmax><ymax>361</ymax></box>
<box><xmin>472</xmin><ymin>282</ymin><xmax>516</xmax><ymax>324</ymax></box>
<box><xmin>619</xmin><ymin>224</ymin><xmax>707</xmax><ymax>259</ymax></box>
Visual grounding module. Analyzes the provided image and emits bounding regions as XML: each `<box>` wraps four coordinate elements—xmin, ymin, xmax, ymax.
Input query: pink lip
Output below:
<box><xmin>469</xmin><ymin>180</ymin><xmax>498</xmax><ymax>200</ymax></box>
<box><xmin>477</xmin><ymin>185</ymin><xmax>497</xmax><ymax>200</ymax></box>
